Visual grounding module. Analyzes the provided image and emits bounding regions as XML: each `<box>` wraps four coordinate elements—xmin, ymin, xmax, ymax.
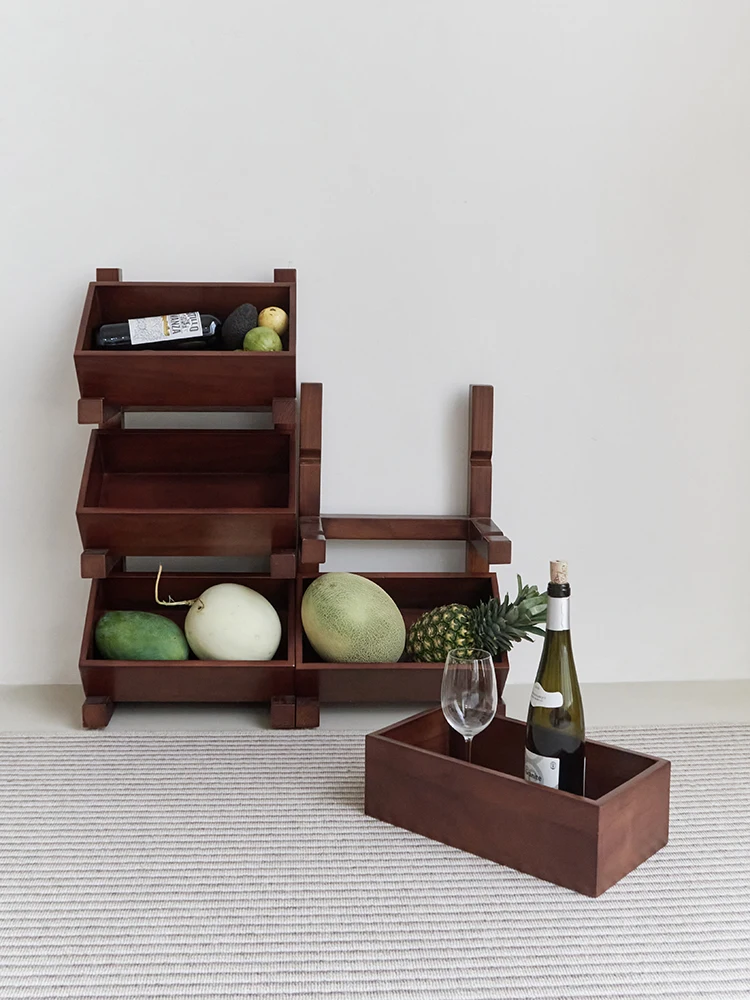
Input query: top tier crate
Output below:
<box><xmin>74</xmin><ymin>267</ymin><xmax>297</xmax><ymax>422</ymax></box>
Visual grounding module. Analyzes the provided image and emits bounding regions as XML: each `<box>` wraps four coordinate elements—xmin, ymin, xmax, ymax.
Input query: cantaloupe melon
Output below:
<box><xmin>301</xmin><ymin>573</ymin><xmax>406</xmax><ymax>663</ymax></box>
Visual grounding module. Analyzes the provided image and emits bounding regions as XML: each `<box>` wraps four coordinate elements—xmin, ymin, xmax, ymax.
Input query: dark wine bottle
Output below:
<box><xmin>524</xmin><ymin>561</ymin><xmax>585</xmax><ymax>795</ymax></box>
<box><xmin>95</xmin><ymin>312</ymin><xmax>222</xmax><ymax>350</ymax></box>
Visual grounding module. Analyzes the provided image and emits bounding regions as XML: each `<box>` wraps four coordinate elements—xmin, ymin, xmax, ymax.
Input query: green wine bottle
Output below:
<box><xmin>95</xmin><ymin>312</ymin><xmax>221</xmax><ymax>350</ymax></box>
<box><xmin>524</xmin><ymin>561</ymin><xmax>585</xmax><ymax>795</ymax></box>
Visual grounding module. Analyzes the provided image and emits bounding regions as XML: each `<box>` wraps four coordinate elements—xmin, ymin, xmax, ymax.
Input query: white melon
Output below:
<box><xmin>185</xmin><ymin>583</ymin><xmax>282</xmax><ymax>661</ymax></box>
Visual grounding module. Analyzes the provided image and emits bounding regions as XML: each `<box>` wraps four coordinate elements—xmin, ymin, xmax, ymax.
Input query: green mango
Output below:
<box><xmin>95</xmin><ymin>611</ymin><xmax>189</xmax><ymax>661</ymax></box>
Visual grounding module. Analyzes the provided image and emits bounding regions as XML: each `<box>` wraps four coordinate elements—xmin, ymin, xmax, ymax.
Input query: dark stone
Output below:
<box><xmin>222</xmin><ymin>303</ymin><xmax>258</xmax><ymax>350</ymax></box>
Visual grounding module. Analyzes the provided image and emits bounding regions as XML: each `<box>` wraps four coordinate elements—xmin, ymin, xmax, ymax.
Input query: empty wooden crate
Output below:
<box><xmin>76</xmin><ymin>428</ymin><xmax>297</xmax><ymax>567</ymax></box>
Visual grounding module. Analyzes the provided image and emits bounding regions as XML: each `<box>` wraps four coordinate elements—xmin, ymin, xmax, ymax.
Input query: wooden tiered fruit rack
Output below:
<box><xmin>73</xmin><ymin>268</ymin><xmax>512</xmax><ymax>729</ymax></box>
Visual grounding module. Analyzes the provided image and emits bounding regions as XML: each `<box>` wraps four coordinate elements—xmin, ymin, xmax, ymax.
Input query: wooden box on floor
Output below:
<box><xmin>365</xmin><ymin>708</ymin><xmax>671</xmax><ymax>897</ymax></box>
<box><xmin>76</xmin><ymin>428</ymin><xmax>297</xmax><ymax>571</ymax></box>
<box><xmin>79</xmin><ymin>572</ymin><xmax>296</xmax><ymax>729</ymax></box>
<box><xmin>75</xmin><ymin>268</ymin><xmax>297</xmax><ymax>418</ymax></box>
<box><xmin>296</xmin><ymin>573</ymin><xmax>509</xmax><ymax>720</ymax></box>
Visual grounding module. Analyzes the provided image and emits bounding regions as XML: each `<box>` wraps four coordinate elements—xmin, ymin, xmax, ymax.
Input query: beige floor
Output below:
<box><xmin>0</xmin><ymin>681</ymin><xmax>748</xmax><ymax>731</ymax></box>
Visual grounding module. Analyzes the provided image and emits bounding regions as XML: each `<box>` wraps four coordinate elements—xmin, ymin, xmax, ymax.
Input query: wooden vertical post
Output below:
<box><xmin>299</xmin><ymin>382</ymin><xmax>325</xmax><ymax>573</ymax></box>
<box><xmin>466</xmin><ymin>385</ymin><xmax>494</xmax><ymax>572</ymax></box>
<box><xmin>297</xmin><ymin>382</ymin><xmax>324</xmax><ymax>726</ymax></box>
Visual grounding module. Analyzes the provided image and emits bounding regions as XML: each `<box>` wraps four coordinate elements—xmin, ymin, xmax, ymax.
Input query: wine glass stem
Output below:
<box><xmin>465</xmin><ymin>735</ymin><xmax>473</xmax><ymax>764</ymax></box>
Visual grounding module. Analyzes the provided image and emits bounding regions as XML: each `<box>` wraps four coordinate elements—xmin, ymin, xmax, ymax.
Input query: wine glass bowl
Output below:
<box><xmin>441</xmin><ymin>648</ymin><xmax>498</xmax><ymax>762</ymax></box>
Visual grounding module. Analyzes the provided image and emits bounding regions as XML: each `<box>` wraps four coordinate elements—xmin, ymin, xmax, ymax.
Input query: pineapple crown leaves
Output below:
<box><xmin>471</xmin><ymin>575</ymin><xmax>547</xmax><ymax>655</ymax></box>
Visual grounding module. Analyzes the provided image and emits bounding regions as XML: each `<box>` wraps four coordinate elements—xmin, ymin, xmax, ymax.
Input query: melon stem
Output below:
<box><xmin>154</xmin><ymin>564</ymin><xmax>201</xmax><ymax>608</ymax></box>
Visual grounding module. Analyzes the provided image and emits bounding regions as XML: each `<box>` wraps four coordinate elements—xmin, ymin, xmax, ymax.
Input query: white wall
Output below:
<box><xmin>1</xmin><ymin>0</ymin><xmax>749</xmax><ymax>687</ymax></box>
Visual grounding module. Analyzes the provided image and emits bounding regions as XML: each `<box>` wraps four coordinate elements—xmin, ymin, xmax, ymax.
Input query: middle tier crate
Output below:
<box><xmin>76</xmin><ymin>427</ymin><xmax>297</xmax><ymax>574</ymax></box>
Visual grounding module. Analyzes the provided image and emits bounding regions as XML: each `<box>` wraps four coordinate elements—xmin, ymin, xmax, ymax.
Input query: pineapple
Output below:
<box><xmin>407</xmin><ymin>576</ymin><xmax>547</xmax><ymax>662</ymax></box>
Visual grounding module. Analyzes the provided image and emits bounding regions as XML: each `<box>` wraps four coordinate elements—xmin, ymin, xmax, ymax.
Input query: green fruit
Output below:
<box><xmin>95</xmin><ymin>611</ymin><xmax>189</xmax><ymax>661</ymax></box>
<box><xmin>301</xmin><ymin>573</ymin><xmax>406</xmax><ymax>663</ymax></box>
<box><xmin>243</xmin><ymin>326</ymin><xmax>283</xmax><ymax>352</ymax></box>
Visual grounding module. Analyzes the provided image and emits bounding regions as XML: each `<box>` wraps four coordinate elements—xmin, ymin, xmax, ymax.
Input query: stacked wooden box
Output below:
<box><xmin>73</xmin><ymin>268</ymin><xmax>512</xmax><ymax>729</ymax></box>
<box><xmin>74</xmin><ymin>267</ymin><xmax>299</xmax><ymax>729</ymax></box>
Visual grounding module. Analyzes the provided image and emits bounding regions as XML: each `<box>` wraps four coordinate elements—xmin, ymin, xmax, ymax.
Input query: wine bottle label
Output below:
<box><xmin>524</xmin><ymin>748</ymin><xmax>560</xmax><ymax>789</ymax></box>
<box><xmin>530</xmin><ymin>681</ymin><xmax>564</xmax><ymax>708</ymax></box>
<box><xmin>127</xmin><ymin>312</ymin><xmax>202</xmax><ymax>345</ymax></box>
<box><xmin>546</xmin><ymin>595</ymin><xmax>570</xmax><ymax>631</ymax></box>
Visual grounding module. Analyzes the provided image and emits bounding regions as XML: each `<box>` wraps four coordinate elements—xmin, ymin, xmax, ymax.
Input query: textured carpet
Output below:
<box><xmin>0</xmin><ymin>725</ymin><xmax>748</xmax><ymax>1000</ymax></box>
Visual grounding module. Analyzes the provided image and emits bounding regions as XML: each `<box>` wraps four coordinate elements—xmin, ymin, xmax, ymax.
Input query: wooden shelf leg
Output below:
<box><xmin>295</xmin><ymin>696</ymin><xmax>320</xmax><ymax>729</ymax></box>
<box><xmin>270</xmin><ymin>695</ymin><xmax>296</xmax><ymax>729</ymax></box>
<box><xmin>82</xmin><ymin>696</ymin><xmax>114</xmax><ymax>729</ymax></box>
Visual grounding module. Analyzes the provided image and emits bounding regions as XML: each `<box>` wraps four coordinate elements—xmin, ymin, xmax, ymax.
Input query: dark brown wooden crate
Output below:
<box><xmin>365</xmin><ymin>708</ymin><xmax>670</xmax><ymax>897</ymax></box>
<box><xmin>76</xmin><ymin>428</ymin><xmax>296</xmax><ymax>561</ymax></box>
<box><xmin>79</xmin><ymin>572</ymin><xmax>294</xmax><ymax>703</ymax></box>
<box><xmin>74</xmin><ymin>273</ymin><xmax>296</xmax><ymax>411</ymax></box>
<box><xmin>295</xmin><ymin>573</ymin><xmax>509</xmax><ymax>704</ymax></box>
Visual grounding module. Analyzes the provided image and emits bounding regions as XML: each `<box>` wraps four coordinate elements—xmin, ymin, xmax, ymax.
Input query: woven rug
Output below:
<box><xmin>0</xmin><ymin>725</ymin><xmax>748</xmax><ymax>1000</ymax></box>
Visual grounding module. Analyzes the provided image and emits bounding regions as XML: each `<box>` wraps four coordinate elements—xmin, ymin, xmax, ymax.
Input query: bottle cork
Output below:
<box><xmin>550</xmin><ymin>560</ymin><xmax>568</xmax><ymax>585</ymax></box>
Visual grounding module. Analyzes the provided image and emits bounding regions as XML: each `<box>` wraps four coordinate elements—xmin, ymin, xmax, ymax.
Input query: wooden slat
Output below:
<box><xmin>322</xmin><ymin>515</ymin><xmax>468</xmax><ymax>541</ymax></box>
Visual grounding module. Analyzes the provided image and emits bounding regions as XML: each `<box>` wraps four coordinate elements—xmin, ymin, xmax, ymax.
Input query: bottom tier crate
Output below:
<box><xmin>79</xmin><ymin>572</ymin><xmax>295</xmax><ymax>728</ymax></box>
<box><xmin>294</xmin><ymin>573</ymin><xmax>509</xmax><ymax>727</ymax></box>
<box><xmin>365</xmin><ymin>708</ymin><xmax>671</xmax><ymax>897</ymax></box>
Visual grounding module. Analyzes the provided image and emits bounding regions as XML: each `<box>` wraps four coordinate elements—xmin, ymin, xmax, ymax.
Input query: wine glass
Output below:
<box><xmin>441</xmin><ymin>648</ymin><xmax>498</xmax><ymax>763</ymax></box>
